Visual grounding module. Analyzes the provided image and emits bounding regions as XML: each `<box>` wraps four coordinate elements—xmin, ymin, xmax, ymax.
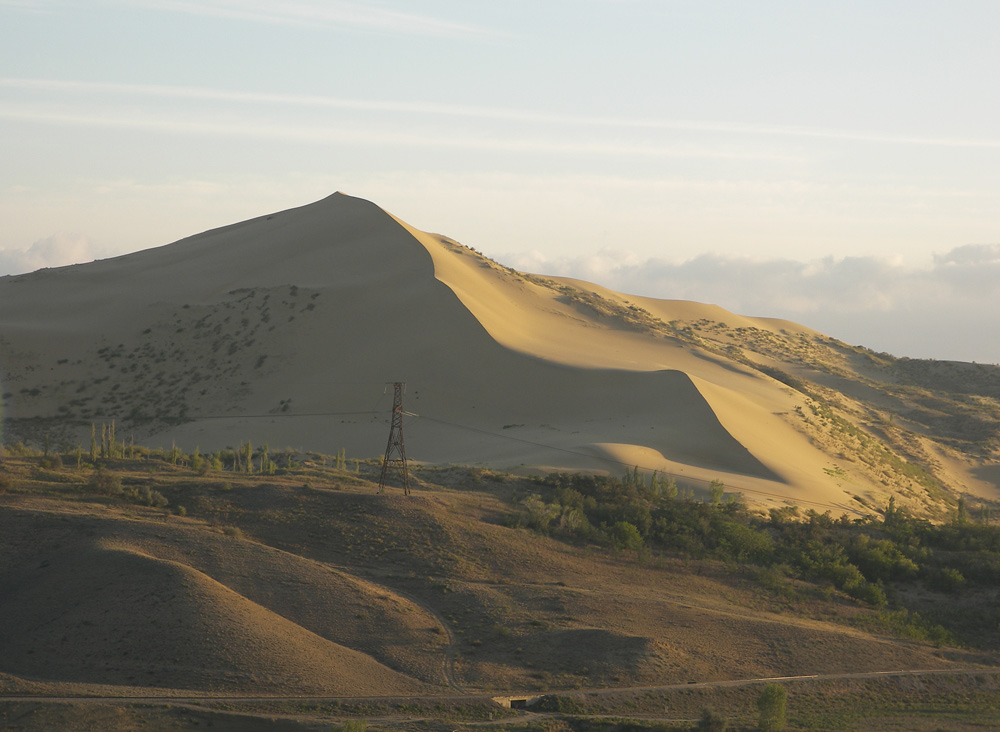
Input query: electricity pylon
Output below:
<box><xmin>377</xmin><ymin>382</ymin><xmax>411</xmax><ymax>495</ymax></box>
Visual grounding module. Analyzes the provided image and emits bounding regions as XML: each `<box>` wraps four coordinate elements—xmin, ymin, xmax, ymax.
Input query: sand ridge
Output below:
<box><xmin>1</xmin><ymin>192</ymin><xmax>995</xmax><ymax>512</ymax></box>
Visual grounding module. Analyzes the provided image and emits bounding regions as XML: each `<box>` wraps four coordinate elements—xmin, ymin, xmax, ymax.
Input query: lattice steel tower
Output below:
<box><xmin>377</xmin><ymin>382</ymin><xmax>411</xmax><ymax>495</ymax></box>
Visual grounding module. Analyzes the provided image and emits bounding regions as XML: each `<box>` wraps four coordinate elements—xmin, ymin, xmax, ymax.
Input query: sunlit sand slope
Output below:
<box><xmin>5</xmin><ymin>192</ymin><xmax>985</xmax><ymax>510</ymax></box>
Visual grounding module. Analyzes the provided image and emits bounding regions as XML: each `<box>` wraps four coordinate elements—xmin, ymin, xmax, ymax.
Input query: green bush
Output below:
<box><xmin>926</xmin><ymin>566</ymin><xmax>966</xmax><ymax>593</ymax></box>
<box><xmin>696</xmin><ymin>707</ymin><xmax>727</xmax><ymax>732</ymax></box>
<box><xmin>757</xmin><ymin>683</ymin><xmax>787</xmax><ymax>732</ymax></box>
<box><xmin>38</xmin><ymin>454</ymin><xmax>62</xmax><ymax>469</ymax></box>
<box><xmin>335</xmin><ymin>721</ymin><xmax>367</xmax><ymax>732</ymax></box>
<box><xmin>609</xmin><ymin>521</ymin><xmax>643</xmax><ymax>551</ymax></box>
<box><xmin>708</xmin><ymin>479</ymin><xmax>725</xmax><ymax>505</ymax></box>
<box><xmin>90</xmin><ymin>467</ymin><xmax>122</xmax><ymax>495</ymax></box>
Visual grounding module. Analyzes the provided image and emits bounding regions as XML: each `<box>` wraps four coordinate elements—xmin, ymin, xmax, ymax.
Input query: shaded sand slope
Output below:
<box><xmin>0</xmin><ymin>193</ymin><xmax>935</xmax><ymax>507</ymax></box>
<box><xmin>0</xmin><ymin>500</ymin><xmax>436</xmax><ymax>694</ymax></box>
<box><xmin>398</xmin><ymin>220</ymin><xmax>852</xmax><ymax>503</ymax></box>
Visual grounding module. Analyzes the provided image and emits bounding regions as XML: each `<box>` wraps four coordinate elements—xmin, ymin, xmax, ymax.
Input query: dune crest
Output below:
<box><xmin>2</xmin><ymin>192</ymin><xmax>995</xmax><ymax>512</ymax></box>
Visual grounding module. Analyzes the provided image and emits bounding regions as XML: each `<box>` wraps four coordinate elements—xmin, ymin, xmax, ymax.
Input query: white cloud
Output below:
<box><xmin>5</xmin><ymin>77</ymin><xmax>1000</xmax><ymax>150</ymax></box>
<box><xmin>935</xmin><ymin>243</ymin><xmax>1000</xmax><ymax>266</ymax></box>
<box><xmin>0</xmin><ymin>233</ymin><xmax>106</xmax><ymax>275</ymax></box>
<box><xmin>500</xmin><ymin>246</ymin><xmax>1000</xmax><ymax>364</ymax></box>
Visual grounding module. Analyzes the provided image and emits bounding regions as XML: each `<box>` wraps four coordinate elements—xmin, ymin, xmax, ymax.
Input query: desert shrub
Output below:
<box><xmin>335</xmin><ymin>721</ymin><xmax>367</xmax><ymax>732</ymax></box>
<box><xmin>716</xmin><ymin>520</ymin><xmax>774</xmax><ymax>563</ymax></box>
<box><xmin>222</xmin><ymin>526</ymin><xmax>244</xmax><ymax>539</ymax></box>
<box><xmin>190</xmin><ymin>447</ymin><xmax>203</xmax><ymax>472</ymax></box>
<box><xmin>135</xmin><ymin>485</ymin><xmax>168</xmax><ymax>508</ymax></box>
<box><xmin>522</xmin><ymin>494</ymin><xmax>559</xmax><ymax>533</ymax></box>
<box><xmin>925</xmin><ymin>566</ymin><xmax>966</xmax><ymax>593</ymax></box>
<box><xmin>847</xmin><ymin>535</ymin><xmax>919</xmax><ymax>582</ymax></box>
<box><xmin>757</xmin><ymin>683</ymin><xmax>787</xmax><ymax>732</ymax></box>
<box><xmin>708</xmin><ymin>479</ymin><xmax>725</xmax><ymax>505</ymax></box>
<box><xmin>557</xmin><ymin>505</ymin><xmax>594</xmax><ymax>538</ymax></box>
<box><xmin>696</xmin><ymin>707</ymin><xmax>727</xmax><ymax>732</ymax></box>
<box><xmin>38</xmin><ymin>454</ymin><xmax>62</xmax><ymax>469</ymax></box>
<box><xmin>854</xmin><ymin>608</ymin><xmax>956</xmax><ymax>646</ymax></box>
<box><xmin>522</xmin><ymin>470</ymin><xmax>1000</xmax><ymax>645</ymax></box>
<box><xmin>609</xmin><ymin>521</ymin><xmax>643</xmax><ymax>551</ymax></box>
<box><xmin>90</xmin><ymin>466</ymin><xmax>122</xmax><ymax>495</ymax></box>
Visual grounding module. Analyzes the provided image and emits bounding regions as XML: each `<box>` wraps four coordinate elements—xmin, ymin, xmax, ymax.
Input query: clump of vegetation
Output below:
<box><xmin>757</xmin><ymin>683</ymin><xmax>787</xmax><ymax>732</ymax></box>
<box><xmin>509</xmin><ymin>470</ymin><xmax>1000</xmax><ymax>647</ymax></box>
<box><xmin>696</xmin><ymin>707</ymin><xmax>727</xmax><ymax>732</ymax></box>
<box><xmin>90</xmin><ymin>465</ymin><xmax>123</xmax><ymax>495</ymax></box>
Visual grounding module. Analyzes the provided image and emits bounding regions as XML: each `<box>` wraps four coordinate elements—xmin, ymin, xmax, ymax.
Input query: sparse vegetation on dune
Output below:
<box><xmin>3</xmin><ymin>194</ymin><xmax>1000</xmax><ymax>531</ymax></box>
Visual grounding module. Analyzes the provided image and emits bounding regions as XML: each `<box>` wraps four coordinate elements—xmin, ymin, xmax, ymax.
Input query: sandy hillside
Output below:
<box><xmin>2</xmin><ymin>192</ymin><xmax>998</xmax><ymax>514</ymax></box>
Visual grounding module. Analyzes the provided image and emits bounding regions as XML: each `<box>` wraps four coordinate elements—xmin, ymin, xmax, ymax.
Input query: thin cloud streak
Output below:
<box><xmin>0</xmin><ymin>104</ymin><xmax>791</xmax><ymax>160</ymax></box>
<box><xmin>6</xmin><ymin>0</ymin><xmax>499</xmax><ymax>39</ymax></box>
<box><xmin>4</xmin><ymin>77</ymin><xmax>1000</xmax><ymax>150</ymax></box>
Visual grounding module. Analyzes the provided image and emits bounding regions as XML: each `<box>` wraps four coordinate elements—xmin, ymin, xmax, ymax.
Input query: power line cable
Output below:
<box><xmin>55</xmin><ymin>398</ymin><xmax>864</xmax><ymax>515</ymax></box>
<box><xmin>406</xmin><ymin>412</ymin><xmax>866</xmax><ymax>516</ymax></box>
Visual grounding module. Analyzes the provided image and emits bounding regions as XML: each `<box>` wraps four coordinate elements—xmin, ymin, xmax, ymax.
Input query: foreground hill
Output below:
<box><xmin>1</xmin><ymin>193</ymin><xmax>999</xmax><ymax>517</ymax></box>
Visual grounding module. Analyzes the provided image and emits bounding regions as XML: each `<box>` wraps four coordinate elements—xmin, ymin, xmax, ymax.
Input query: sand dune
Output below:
<box><xmin>1</xmin><ymin>192</ymin><xmax>994</xmax><ymax>511</ymax></box>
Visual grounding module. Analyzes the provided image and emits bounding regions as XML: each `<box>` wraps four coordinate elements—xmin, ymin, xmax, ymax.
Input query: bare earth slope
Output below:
<box><xmin>0</xmin><ymin>462</ymin><xmax>981</xmax><ymax>700</ymax></box>
<box><xmin>2</xmin><ymin>193</ymin><xmax>999</xmax><ymax>515</ymax></box>
<box><xmin>0</xmin><ymin>498</ymin><xmax>437</xmax><ymax>695</ymax></box>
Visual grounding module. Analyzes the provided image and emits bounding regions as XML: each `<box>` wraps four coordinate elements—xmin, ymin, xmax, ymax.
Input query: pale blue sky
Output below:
<box><xmin>2</xmin><ymin>1</ymin><xmax>999</xmax><ymax>362</ymax></box>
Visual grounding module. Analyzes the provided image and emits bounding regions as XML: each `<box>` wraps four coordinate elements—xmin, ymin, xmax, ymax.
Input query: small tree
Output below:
<box><xmin>956</xmin><ymin>495</ymin><xmax>968</xmax><ymax>525</ymax></box>
<box><xmin>609</xmin><ymin>521</ymin><xmax>643</xmax><ymax>551</ymax></box>
<box><xmin>697</xmin><ymin>707</ymin><xmax>727</xmax><ymax>732</ymax></box>
<box><xmin>757</xmin><ymin>683</ymin><xmax>787</xmax><ymax>732</ymax></box>
<box><xmin>90</xmin><ymin>465</ymin><xmax>122</xmax><ymax>496</ymax></box>
<box><xmin>709</xmin><ymin>479</ymin><xmax>725</xmax><ymax>505</ymax></box>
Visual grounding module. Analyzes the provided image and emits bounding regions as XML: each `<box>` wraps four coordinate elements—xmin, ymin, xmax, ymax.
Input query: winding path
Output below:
<box><xmin>3</xmin><ymin>666</ymin><xmax>997</xmax><ymax>706</ymax></box>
